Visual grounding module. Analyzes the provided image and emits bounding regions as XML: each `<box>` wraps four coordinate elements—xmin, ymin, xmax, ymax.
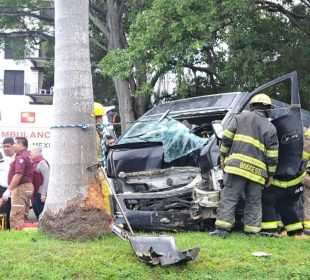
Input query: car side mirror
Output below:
<box><xmin>212</xmin><ymin>121</ymin><xmax>224</xmax><ymax>140</ymax></box>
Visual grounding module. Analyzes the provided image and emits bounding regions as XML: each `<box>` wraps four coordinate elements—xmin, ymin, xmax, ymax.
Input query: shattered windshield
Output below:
<box><xmin>118</xmin><ymin>118</ymin><xmax>208</xmax><ymax>162</ymax></box>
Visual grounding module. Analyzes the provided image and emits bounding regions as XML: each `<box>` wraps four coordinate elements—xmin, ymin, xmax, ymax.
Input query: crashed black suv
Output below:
<box><xmin>107</xmin><ymin>72</ymin><xmax>310</xmax><ymax>231</ymax></box>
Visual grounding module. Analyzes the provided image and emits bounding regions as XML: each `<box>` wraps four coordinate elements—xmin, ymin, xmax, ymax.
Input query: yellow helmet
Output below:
<box><xmin>305</xmin><ymin>128</ymin><xmax>310</xmax><ymax>137</ymax></box>
<box><xmin>93</xmin><ymin>102</ymin><xmax>105</xmax><ymax>116</ymax></box>
<box><xmin>250</xmin><ymin>94</ymin><xmax>273</xmax><ymax>107</ymax></box>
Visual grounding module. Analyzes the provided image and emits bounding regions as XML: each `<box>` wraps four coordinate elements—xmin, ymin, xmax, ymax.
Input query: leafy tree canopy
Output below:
<box><xmin>101</xmin><ymin>0</ymin><xmax>310</xmax><ymax>108</ymax></box>
<box><xmin>1</xmin><ymin>0</ymin><xmax>309</xmax><ymax>112</ymax></box>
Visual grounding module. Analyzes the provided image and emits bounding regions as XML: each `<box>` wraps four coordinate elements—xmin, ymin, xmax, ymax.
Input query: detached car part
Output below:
<box><xmin>103</xmin><ymin>168</ymin><xmax>200</xmax><ymax>266</ymax></box>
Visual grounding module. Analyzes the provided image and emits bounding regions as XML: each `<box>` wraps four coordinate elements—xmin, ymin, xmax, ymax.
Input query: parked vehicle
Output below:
<box><xmin>0</xmin><ymin>93</ymin><xmax>53</xmax><ymax>160</ymax></box>
<box><xmin>0</xmin><ymin>93</ymin><xmax>116</xmax><ymax>161</ymax></box>
<box><xmin>107</xmin><ymin>72</ymin><xmax>310</xmax><ymax>231</ymax></box>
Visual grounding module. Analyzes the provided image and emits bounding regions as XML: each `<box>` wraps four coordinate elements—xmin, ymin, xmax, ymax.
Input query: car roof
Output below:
<box><xmin>142</xmin><ymin>92</ymin><xmax>245</xmax><ymax>119</ymax></box>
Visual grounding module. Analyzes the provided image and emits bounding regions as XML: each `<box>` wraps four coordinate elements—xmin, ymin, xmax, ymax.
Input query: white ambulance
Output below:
<box><xmin>0</xmin><ymin>93</ymin><xmax>116</xmax><ymax>161</ymax></box>
<box><xmin>0</xmin><ymin>93</ymin><xmax>53</xmax><ymax>160</ymax></box>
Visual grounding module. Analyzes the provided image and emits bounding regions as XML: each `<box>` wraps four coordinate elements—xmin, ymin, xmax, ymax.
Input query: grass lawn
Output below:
<box><xmin>0</xmin><ymin>229</ymin><xmax>309</xmax><ymax>280</ymax></box>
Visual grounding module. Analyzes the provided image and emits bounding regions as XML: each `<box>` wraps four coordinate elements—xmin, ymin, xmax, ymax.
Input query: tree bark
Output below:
<box><xmin>106</xmin><ymin>0</ymin><xmax>135</xmax><ymax>131</ymax></box>
<box><xmin>133</xmin><ymin>74</ymin><xmax>150</xmax><ymax>118</ymax></box>
<box><xmin>39</xmin><ymin>0</ymin><xmax>110</xmax><ymax>240</ymax></box>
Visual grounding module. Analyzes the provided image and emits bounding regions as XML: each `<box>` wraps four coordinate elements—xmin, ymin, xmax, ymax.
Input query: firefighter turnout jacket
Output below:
<box><xmin>303</xmin><ymin>160</ymin><xmax>310</xmax><ymax>233</ymax></box>
<box><xmin>302</xmin><ymin>129</ymin><xmax>310</xmax><ymax>233</ymax></box>
<box><xmin>261</xmin><ymin>129</ymin><xmax>310</xmax><ymax>235</ymax></box>
<box><xmin>220</xmin><ymin>110</ymin><xmax>279</xmax><ymax>185</ymax></box>
<box><xmin>271</xmin><ymin>128</ymin><xmax>310</xmax><ymax>188</ymax></box>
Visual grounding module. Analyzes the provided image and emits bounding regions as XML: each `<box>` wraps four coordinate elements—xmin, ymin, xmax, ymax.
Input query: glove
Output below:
<box><xmin>2</xmin><ymin>189</ymin><xmax>11</xmax><ymax>201</ymax></box>
<box><xmin>41</xmin><ymin>195</ymin><xmax>47</xmax><ymax>203</ymax></box>
<box><xmin>265</xmin><ymin>176</ymin><xmax>273</xmax><ymax>188</ymax></box>
<box><xmin>220</xmin><ymin>155</ymin><xmax>225</xmax><ymax>169</ymax></box>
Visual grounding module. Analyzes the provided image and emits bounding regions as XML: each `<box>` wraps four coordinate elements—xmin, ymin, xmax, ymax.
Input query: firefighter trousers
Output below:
<box><xmin>215</xmin><ymin>173</ymin><xmax>262</xmax><ymax>233</ymax></box>
<box><xmin>10</xmin><ymin>183</ymin><xmax>34</xmax><ymax>230</ymax></box>
<box><xmin>303</xmin><ymin>185</ymin><xmax>310</xmax><ymax>234</ymax></box>
<box><xmin>261</xmin><ymin>184</ymin><xmax>303</xmax><ymax>235</ymax></box>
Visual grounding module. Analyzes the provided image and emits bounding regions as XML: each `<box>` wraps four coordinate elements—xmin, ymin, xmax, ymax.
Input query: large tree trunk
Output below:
<box><xmin>106</xmin><ymin>0</ymin><xmax>135</xmax><ymax>132</ymax></box>
<box><xmin>90</xmin><ymin>0</ymin><xmax>149</xmax><ymax>131</ymax></box>
<box><xmin>112</xmin><ymin>76</ymin><xmax>135</xmax><ymax>131</ymax></box>
<box><xmin>39</xmin><ymin>0</ymin><xmax>110</xmax><ymax>240</ymax></box>
<box><xmin>133</xmin><ymin>75</ymin><xmax>150</xmax><ymax>118</ymax></box>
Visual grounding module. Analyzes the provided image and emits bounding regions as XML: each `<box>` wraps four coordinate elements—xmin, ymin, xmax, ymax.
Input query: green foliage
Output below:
<box><xmin>2</xmin><ymin>0</ymin><xmax>309</xmax><ymax>112</ymax></box>
<box><xmin>101</xmin><ymin>0</ymin><xmax>310</xmax><ymax>108</ymax></box>
<box><xmin>102</xmin><ymin>0</ymin><xmax>218</xmax><ymax>74</ymax></box>
<box><xmin>92</xmin><ymin>70</ymin><xmax>117</xmax><ymax>107</ymax></box>
<box><xmin>100</xmin><ymin>49</ymin><xmax>134</xmax><ymax>79</ymax></box>
<box><xmin>0</xmin><ymin>0</ymin><xmax>54</xmax><ymax>38</ymax></box>
<box><xmin>4</xmin><ymin>37</ymin><xmax>25</xmax><ymax>59</ymax></box>
<box><xmin>222</xmin><ymin>2</ymin><xmax>310</xmax><ymax>109</ymax></box>
<box><xmin>0</xmin><ymin>230</ymin><xmax>309</xmax><ymax>279</ymax></box>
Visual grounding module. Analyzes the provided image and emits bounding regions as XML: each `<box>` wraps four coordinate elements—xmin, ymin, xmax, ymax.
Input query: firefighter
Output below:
<box><xmin>209</xmin><ymin>94</ymin><xmax>279</xmax><ymax>238</ymax></box>
<box><xmin>302</xmin><ymin>128</ymin><xmax>310</xmax><ymax>235</ymax></box>
<box><xmin>93</xmin><ymin>102</ymin><xmax>111</xmax><ymax>215</ymax></box>
<box><xmin>260</xmin><ymin>128</ymin><xmax>310</xmax><ymax>238</ymax></box>
<box><xmin>94</xmin><ymin>102</ymin><xmax>106</xmax><ymax>162</ymax></box>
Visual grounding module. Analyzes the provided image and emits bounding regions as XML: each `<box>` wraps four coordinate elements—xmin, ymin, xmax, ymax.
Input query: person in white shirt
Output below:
<box><xmin>0</xmin><ymin>138</ymin><xmax>15</xmax><ymax>229</ymax></box>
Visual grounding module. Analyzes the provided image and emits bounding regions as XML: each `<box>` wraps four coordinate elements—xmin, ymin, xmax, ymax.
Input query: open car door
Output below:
<box><xmin>243</xmin><ymin>71</ymin><xmax>303</xmax><ymax>177</ymax></box>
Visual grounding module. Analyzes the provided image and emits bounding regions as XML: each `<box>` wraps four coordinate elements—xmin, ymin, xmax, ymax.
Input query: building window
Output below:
<box><xmin>4</xmin><ymin>70</ymin><xmax>24</xmax><ymax>95</ymax></box>
<box><xmin>4</xmin><ymin>38</ymin><xmax>25</xmax><ymax>59</ymax></box>
<box><xmin>40</xmin><ymin>7</ymin><xmax>54</xmax><ymax>19</ymax></box>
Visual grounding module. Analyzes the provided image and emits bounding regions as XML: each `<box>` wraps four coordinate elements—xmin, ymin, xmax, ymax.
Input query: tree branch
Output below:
<box><xmin>254</xmin><ymin>0</ymin><xmax>310</xmax><ymax>36</ymax></box>
<box><xmin>17</xmin><ymin>16</ymin><xmax>41</xmax><ymax>45</ymax></box>
<box><xmin>255</xmin><ymin>0</ymin><xmax>310</xmax><ymax>20</ymax></box>
<box><xmin>0</xmin><ymin>31</ymin><xmax>54</xmax><ymax>42</ymax></box>
<box><xmin>183</xmin><ymin>64</ymin><xmax>219</xmax><ymax>79</ymax></box>
<box><xmin>89</xmin><ymin>12</ymin><xmax>110</xmax><ymax>39</ymax></box>
<box><xmin>300</xmin><ymin>0</ymin><xmax>310</xmax><ymax>9</ymax></box>
<box><xmin>90</xmin><ymin>37</ymin><xmax>107</xmax><ymax>51</ymax></box>
<box><xmin>150</xmin><ymin>65</ymin><xmax>173</xmax><ymax>88</ymax></box>
<box><xmin>0</xmin><ymin>5</ymin><xmax>54</xmax><ymax>23</ymax></box>
<box><xmin>89</xmin><ymin>2</ymin><xmax>107</xmax><ymax>18</ymax></box>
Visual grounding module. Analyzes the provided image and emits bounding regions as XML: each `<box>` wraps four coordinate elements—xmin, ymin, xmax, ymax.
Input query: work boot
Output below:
<box><xmin>304</xmin><ymin>230</ymin><xmax>310</xmax><ymax>236</ymax></box>
<box><xmin>209</xmin><ymin>229</ymin><xmax>229</xmax><ymax>238</ymax></box>
<box><xmin>258</xmin><ymin>231</ymin><xmax>280</xmax><ymax>238</ymax></box>
<box><xmin>279</xmin><ymin>231</ymin><xmax>287</xmax><ymax>237</ymax></box>
<box><xmin>292</xmin><ymin>233</ymin><xmax>310</xmax><ymax>240</ymax></box>
<box><xmin>244</xmin><ymin>232</ymin><xmax>258</xmax><ymax>236</ymax></box>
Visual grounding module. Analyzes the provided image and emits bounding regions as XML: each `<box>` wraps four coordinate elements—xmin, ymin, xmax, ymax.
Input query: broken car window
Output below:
<box><xmin>118</xmin><ymin>118</ymin><xmax>208</xmax><ymax>162</ymax></box>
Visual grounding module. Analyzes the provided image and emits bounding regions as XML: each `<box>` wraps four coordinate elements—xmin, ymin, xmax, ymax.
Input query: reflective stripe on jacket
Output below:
<box><xmin>272</xmin><ymin>172</ymin><xmax>306</xmax><ymax>188</ymax></box>
<box><xmin>220</xmin><ymin>110</ymin><xmax>279</xmax><ymax>185</ymax></box>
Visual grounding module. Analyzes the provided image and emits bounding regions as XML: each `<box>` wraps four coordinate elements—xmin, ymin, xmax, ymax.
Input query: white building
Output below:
<box><xmin>0</xmin><ymin>38</ymin><xmax>53</xmax><ymax>100</ymax></box>
<box><xmin>0</xmin><ymin>39</ymin><xmax>54</xmax><ymax>160</ymax></box>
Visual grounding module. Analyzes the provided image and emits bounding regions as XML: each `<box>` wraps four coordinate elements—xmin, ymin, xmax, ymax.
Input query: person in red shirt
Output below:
<box><xmin>3</xmin><ymin>137</ymin><xmax>34</xmax><ymax>230</ymax></box>
<box><xmin>30</xmin><ymin>147</ymin><xmax>49</xmax><ymax>219</ymax></box>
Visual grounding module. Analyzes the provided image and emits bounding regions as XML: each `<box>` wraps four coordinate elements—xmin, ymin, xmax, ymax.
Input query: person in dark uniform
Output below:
<box><xmin>0</xmin><ymin>137</ymin><xmax>15</xmax><ymax>229</ymax></box>
<box><xmin>3</xmin><ymin>137</ymin><xmax>34</xmax><ymax>230</ymax></box>
<box><xmin>209</xmin><ymin>94</ymin><xmax>279</xmax><ymax>237</ymax></box>
<box><xmin>260</xmin><ymin>128</ymin><xmax>310</xmax><ymax>238</ymax></box>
